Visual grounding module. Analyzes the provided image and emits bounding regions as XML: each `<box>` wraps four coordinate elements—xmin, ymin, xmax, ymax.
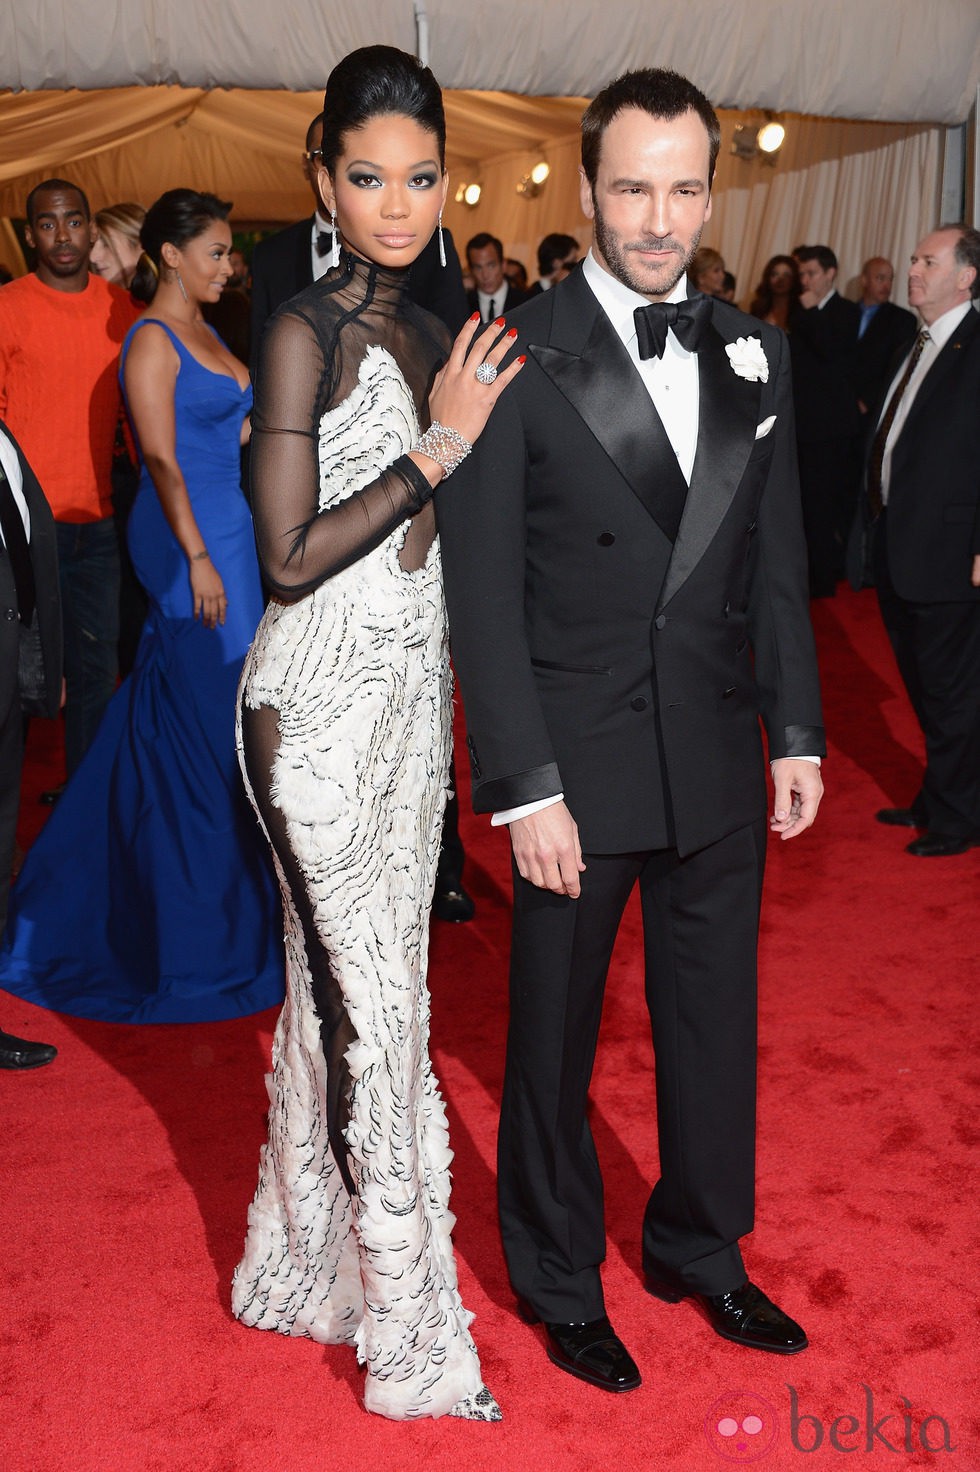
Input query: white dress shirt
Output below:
<box><xmin>0</xmin><ymin>425</ymin><xmax>30</xmax><ymax>546</ymax></box>
<box><xmin>878</xmin><ymin>300</ymin><xmax>973</xmax><ymax>505</ymax></box>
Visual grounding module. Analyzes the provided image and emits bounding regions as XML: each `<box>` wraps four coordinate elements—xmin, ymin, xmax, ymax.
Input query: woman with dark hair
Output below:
<box><xmin>232</xmin><ymin>45</ymin><xmax>521</xmax><ymax>1421</ymax></box>
<box><xmin>0</xmin><ymin>189</ymin><xmax>282</xmax><ymax>1022</ymax></box>
<box><xmin>749</xmin><ymin>253</ymin><xmax>802</xmax><ymax>330</ymax></box>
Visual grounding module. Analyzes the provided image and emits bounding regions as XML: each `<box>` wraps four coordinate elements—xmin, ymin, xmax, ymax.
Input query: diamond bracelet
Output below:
<box><xmin>413</xmin><ymin>421</ymin><xmax>472</xmax><ymax>478</ymax></box>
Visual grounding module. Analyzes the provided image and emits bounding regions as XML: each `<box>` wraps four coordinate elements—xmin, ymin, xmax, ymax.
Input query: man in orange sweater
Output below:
<box><xmin>0</xmin><ymin>179</ymin><xmax>138</xmax><ymax>782</ymax></box>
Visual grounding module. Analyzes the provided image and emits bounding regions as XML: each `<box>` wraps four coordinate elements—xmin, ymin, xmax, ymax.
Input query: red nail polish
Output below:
<box><xmin>469</xmin><ymin>312</ymin><xmax>480</xmax><ymax>322</ymax></box>
<box><xmin>517</xmin><ymin>354</ymin><xmax>527</xmax><ymax>364</ymax></box>
<box><xmin>507</xmin><ymin>328</ymin><xmax>518</xmax><ymax>338</ymax></box>
<box><xmin>494</xmin><ymin>316</ymin><xmax>506</xmax><ymax>326</ymax></box>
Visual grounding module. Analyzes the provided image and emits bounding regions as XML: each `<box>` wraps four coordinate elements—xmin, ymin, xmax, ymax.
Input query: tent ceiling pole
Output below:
<box><xmin>414</xmin><ymin>3</ymin><xmax>430</xmax><ymax>66</ymax></box>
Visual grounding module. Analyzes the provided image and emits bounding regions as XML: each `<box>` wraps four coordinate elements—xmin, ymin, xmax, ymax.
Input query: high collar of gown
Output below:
<box><xmin>329</xmin><ymin>247</ymin><xmax>413</xmax><ymax>318</ymax></box>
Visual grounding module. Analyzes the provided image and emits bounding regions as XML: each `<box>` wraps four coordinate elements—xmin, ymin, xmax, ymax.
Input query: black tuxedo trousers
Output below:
<box><xmin>501</xmin><ymin>819</ymin><xmax>767</xmax><ymax>1320</ymax></box>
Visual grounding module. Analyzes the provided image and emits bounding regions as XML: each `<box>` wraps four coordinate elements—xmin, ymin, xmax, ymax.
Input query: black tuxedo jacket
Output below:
<box><xmin>854</xmin><ymin>299</ymin><xmax>917</xmax><ymax>409</ymax></box>
<box><xmin>849</xmin><ymin>306</ymin><xmax>980</xmax><ymax>603</ymax></box>
<box><xmin>790</xmin><ymin>291</ymin><xmax>861</xmax><ymax>442</ymax></box>
<box><xmin>466</xmin><ymin>282</ymin><xmax>530</xmax><ymax>320</ymax></box>
<box><xmin>437</xmin><ymin>268</ymin><xmax>824</xmax><ymax>857</ymax></box>
<box><xmin>0</xmin><ymin>422</ymin><xmax>62</xmax><ymax>723</ymax></box>
<box><xmin>250</xmin><ymin>217</ymin><xmax>468</xmax><ymax>366</ymax></box>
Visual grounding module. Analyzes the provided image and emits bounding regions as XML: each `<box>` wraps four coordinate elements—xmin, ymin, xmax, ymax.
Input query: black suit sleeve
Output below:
<box><xmin>437</xmin><ymin>383</ymin><xmax>563</xmax><ymax>812</ymax></box>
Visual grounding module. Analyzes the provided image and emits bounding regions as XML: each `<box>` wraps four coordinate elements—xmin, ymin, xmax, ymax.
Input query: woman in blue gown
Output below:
<box><xmin>0</xmin><ymin>190</ymin><xmax>282</xmax><ymax>1022</ymax></box>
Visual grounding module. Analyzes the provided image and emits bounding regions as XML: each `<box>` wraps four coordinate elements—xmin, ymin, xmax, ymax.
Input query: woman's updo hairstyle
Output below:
<box><xmin>131</xmin><ymin>188</ymin><xmax>232</xmax><ymax>304</ymax></box>
<box><xmin>320</xmin><ymin>45</ymin><xmax>446</xmax><ymax>176</ymax></box>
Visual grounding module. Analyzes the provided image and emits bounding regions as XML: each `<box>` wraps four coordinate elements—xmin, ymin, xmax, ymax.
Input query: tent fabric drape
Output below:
<box><xmin>0</xmin><ymin>87</ymin><xmax>943</xmax><ymax>312</ymax></box>
<box><xmin>2</xmin><ymin>0</ymin><xmax>979</xmax><ymax>124</ymax></box>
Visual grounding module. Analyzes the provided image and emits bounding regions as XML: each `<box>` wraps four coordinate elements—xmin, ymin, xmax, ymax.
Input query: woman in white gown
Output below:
<box><xmin>232</xmin><ymin>46</ymin><xmax>523</xmax><ymax>1421</ymax></box>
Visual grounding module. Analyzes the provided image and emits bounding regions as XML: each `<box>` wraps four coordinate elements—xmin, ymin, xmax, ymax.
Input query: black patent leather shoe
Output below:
<box><xmin>518</xmin><ymin>1301</ymin><xmax>641</xmax><ymax>1391</ymax></box>
<box><xmin>431</xmin><ymin>884</ymin><xmax>475</xmax><ymax>922</ymax></box>
<box><xmin>906</xmin><ymin>831</ymin><xmax>977</xmax><ymax>857</ymax></box>
<box><xmin>0</xmin><ymin>1029</ymin><xmax>57</xmax><ymax>1070</ymax></box>
<box><xmin>644</xmin><ymin>1273</ymin><xmax>808</xmax><ymax>1354</ymax></box>
<box><xmin>875</xmin><ymin>807</ymin><xmax>920</xmax><ymax>827</ymax></box>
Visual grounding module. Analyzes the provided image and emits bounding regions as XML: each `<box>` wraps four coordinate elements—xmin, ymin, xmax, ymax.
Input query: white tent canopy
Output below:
<box><xmin>3</xmin><ymin>0</ymin><xmax>979</xmax><ymax>124</ymax></box>
<box><xmin>1</xmin><ymin>1</ymin><xmax>976</xmax><ymax>307</ymax></box>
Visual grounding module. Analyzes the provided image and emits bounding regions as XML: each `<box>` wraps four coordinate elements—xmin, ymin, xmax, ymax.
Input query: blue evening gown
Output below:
<box><xmin>0</xmin><ymin>320</ymin><xmax>283</xmax><ymax>1022</ymax></box>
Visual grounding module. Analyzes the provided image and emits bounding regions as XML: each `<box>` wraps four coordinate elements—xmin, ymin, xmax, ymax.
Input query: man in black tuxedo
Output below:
<box><xmin>0</xmin><ymin>420</ymin><xmax>60</xmax><ymax>1067</ymax></box>
<box><xmin>791</xmin><ymin>245</ymin><xmax>861</xmax><ymax>596</ymax></box>
<box><xmin>250</xmin><ymin>113</ymin><xmax>468</xmax><ymax>360</ymax></box>
<box><xmin>465</xmin><ymin>233</ymin><xmax>529</xmax><ymax>321</ymax></box>
<box><xmin>438</xmin><ymin>68</ymin><xmax>824</xmax><ymax>1393</ymax></box>
<box><xmin>849</xmin><ymin>225</ymin><xmax>980</xmax><ymax>857</ymax></box>
<box><xmin>854</xmin><ymin>257</ymin><xmax>916</xmax><ymax>413</ymax></box>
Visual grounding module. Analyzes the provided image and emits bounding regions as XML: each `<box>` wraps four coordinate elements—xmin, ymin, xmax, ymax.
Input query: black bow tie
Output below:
<box><xmin>634</xmin><ymin>293</ymin><xmax>712</xmax><ymax>359</ymax></box>
<box><xmin>315</xmin><ymin>229</ymin><xmax>333</xmax><ymax>258</ymax></box>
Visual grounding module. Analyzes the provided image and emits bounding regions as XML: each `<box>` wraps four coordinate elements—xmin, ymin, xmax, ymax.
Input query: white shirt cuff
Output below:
<box><xmin>491</xmin><ymin>793</ymin><xmax>564</xmax><ymax>826</ymax></box>
<box><xmin>771</xmin><ymin>755</ymin><xmax>821</xmax><ymax>767</ymax></box>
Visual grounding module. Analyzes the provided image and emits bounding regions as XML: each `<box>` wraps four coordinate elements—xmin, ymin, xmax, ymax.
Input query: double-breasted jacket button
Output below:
<box><xmin>654</xmin><ymin>614</ymin><xmax>667</xmax><ymax>630</ymax></box>
<box><xmin>597</xmin><ymin>532</ymin><xmax>616</xmax><ymax>546</ymax></box>
<box><xmin>630</xmin><ymin>696</ymin><xmax>648</xmax><ymax>711</ymax></box>
<box><xmin>4</xmin><ymin>607</ymin><xmax>17</xmax><ymax>621</ymax></box>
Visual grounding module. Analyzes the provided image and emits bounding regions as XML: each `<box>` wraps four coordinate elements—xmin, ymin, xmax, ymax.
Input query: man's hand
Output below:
<box><xmin>770</xmin><ymin>759</ymin><xmax>824</xmax><ymax>840</ymax></box>
<box><xmin>971</xmin><ymin>553</ymin><xmax>980</xmax><ymax>588</ymax></box>
<box><xmin>509</xmin><ymin>801</ymin><xmax>586</xmax><ymax>897</ymax></box>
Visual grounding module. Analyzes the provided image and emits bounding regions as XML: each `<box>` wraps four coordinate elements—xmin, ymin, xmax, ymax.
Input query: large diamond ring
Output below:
<box><xmin>475</xmin><ymin>360</ymin><xmax>498</xmax><ymax>385</ymax></box>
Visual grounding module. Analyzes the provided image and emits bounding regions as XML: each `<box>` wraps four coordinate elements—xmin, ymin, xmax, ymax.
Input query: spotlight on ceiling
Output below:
<box><xmin>730</xmin><ymin>116</ymin><xmax>786</xmax><ymax>164</ymax></box>
<box><xmin>757</xmin><ymin>120</ymin><xmax>786</xmax><ymax>155</ymax></box>
<box><xmin>517</xmin><ymin>159</ymin><xmax>550</xmax><ymax>198</ymax></box>
<box><xmin>455</xmin><ymin>181</ymin><xmax>482</xmax><ymax>207</ymax></box>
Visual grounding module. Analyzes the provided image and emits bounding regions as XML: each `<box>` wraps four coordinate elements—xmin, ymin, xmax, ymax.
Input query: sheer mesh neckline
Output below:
<box><xmin>322</xmin><ymin>248</ymin><xmax>413</xmax><ymax>321</ymax></box>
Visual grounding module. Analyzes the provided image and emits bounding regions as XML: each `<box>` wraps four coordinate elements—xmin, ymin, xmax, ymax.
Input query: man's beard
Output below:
<box><xmin>593</xmin><ymin>198</ymin><xmax>701</xmax><ymax>301</ymax></box>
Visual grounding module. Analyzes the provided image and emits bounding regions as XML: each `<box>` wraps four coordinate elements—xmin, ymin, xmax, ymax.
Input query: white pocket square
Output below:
<box><xmin>755</xmin><ymin>415</ymin><xmax>777</xmax><ymax>440</ymax></box>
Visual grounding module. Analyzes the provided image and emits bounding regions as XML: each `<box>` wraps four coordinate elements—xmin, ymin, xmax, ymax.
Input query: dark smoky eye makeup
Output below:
<box><xmin>411</xmin><ymin>173</ymin><xmax>439</xmax><ymax>188</ymax></box>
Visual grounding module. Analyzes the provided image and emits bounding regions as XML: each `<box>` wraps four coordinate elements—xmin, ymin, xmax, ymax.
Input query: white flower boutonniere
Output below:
<box><xmin>726</xmin><ymin>336</ymin><xmax>769</xmax><ymax>383</ymax></box>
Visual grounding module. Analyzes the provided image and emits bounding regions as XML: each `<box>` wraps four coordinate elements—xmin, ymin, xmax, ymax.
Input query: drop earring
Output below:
<box><xmin>175</xmin><ymin>270</ymin><xmax>188</xmax><ymax>303</ymax></box>
<box><xmin>437</xmin><ymin>211</ymin><xmax>446</xmax><ymax>269</ymax></box>
<box><xmin>329</xmin><ymin>210</ymin><xmax>340</xmax><ymax>270</ymax></box>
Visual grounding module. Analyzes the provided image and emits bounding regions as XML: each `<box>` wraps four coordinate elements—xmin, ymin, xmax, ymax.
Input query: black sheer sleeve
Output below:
<box><xmin>249</xmin><ymin>306</ymin><xmax>435</xmax><ymax>600</ymax></box>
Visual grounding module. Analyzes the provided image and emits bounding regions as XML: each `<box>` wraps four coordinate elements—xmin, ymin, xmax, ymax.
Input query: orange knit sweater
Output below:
<box><xmin>0</xmin><ymin>273</ymin><xmax>139</xmax><ymax>522</ymax></box>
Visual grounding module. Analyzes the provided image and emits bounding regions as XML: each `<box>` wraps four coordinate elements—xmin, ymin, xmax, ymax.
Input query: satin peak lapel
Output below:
<box><xmin>658</xmin><ymin>324</ymin><xmax>762</xmax><ymax>609</ymax></box>
<box><xmin>529</xmin><ymin>276</ymin><xmax>688</xmax><ymax>541</ymax></box>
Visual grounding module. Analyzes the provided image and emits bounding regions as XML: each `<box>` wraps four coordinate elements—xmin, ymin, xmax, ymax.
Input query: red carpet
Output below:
<box><xmin>3</xmin><ymin>584</ymin><xmax>977</xmax><ymax>1471</ymax></box>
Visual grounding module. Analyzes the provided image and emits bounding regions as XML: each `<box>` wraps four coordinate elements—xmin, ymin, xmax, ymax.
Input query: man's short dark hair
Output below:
<box><xmin>537</xmin><ymin>232</ymin><xmax>578</xmax><ymax>278</ymax></box>
<box><xmin>942</xmin><ymin>222</ymin><xmax>980</xmax><ymax>299</ymax></box>
<box><xmin>581</xmin><ymin>68</ymin><xmax>721</xmax><ymax>191</ymax></box>
<box><xmin>796</xmin><ymin>244</ymin><xmax>838</xmax><ymax>274</ymax></box>
<box><xmin>26</xmin><ymin>178</ymin><xmax>90</xmax><ymax>225</ymax></box>
<box><xmin>467</xmin><ymin>232</ymin><xmax>503</xmax><ymax>263</ymax></box>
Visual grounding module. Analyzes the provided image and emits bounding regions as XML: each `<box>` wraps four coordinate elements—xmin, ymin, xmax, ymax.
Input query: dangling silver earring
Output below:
<box><xmin>175</xmin><ymin>269</ymin><xmax>188</xmax><ymax>303</ymax></box>
<box><xmin>329</xmin><ymin>210</ymin><xmax>340</xmax><ymax>270</ymax></box>
<box><xmin>437</xmin><ymin>211</ymin><xmax>446</xmax><ymax>269</ymax></box>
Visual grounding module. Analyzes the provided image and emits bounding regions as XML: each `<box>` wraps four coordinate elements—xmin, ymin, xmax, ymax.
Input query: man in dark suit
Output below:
<box><xmin>791</xmin><ymin>245</ymin><xmax>861</xmax><ymax>596</ymax></box>
<box><xmin>849</xmin><ymin>225</ymin><xmax>980</xmax><ymax>857</ymax></box>
<box><xmin>250</xmin><ymin>113</ymin><xmax>469</xmax><ymax>361</ymax></box>
<box><xmin>525</xmin><ymin>232</ymin><xmax>580</xmax><ymax>298</ymax></box>
<box><xmin>465</xmin><ymin>232</ymin><xmax>529</xmax><ymax>321</ymax></box>
<box><xmin>0</xmin><ymin>420</ymin><xmax>60</xmax><ymax>1067</ymax></box>
<box><xmin>438</xmin><ymin>67</ymin><xmax>824</xmax><ymax>1393</ymax></box>
<box><xmin>854</xmin><ymin>257</ymin><xmax>917</xmax><ymax>413</ymax></box>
